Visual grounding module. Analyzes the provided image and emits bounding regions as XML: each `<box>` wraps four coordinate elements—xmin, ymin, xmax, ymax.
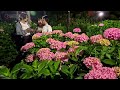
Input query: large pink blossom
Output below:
<box><xmin>83</xmin><ymin>57</ymin><xmax>103</xmax><ymax>69</ymax></box>
<box><xmin>59</xmin><ymin>33</ymin><xmax>65</xmax><ymax>37</ymax></box>
<box><xmin>90</xmin><ymin>34</ymin><xmax>103</xmax><ymax>44</ymax></box>
<box><xmin>73</xmin><ymin>28</ymin><xmax>81</xmax><ymax>33</ymax></box>
<box><xmin>36</xmin><ymin>48</ymin><xmax>55</xmax><ymax>61</ymax></box>
<box><xmin>84</xmin><ymin>67</ymin><xmax>117</xmax><ymax>79</ymax></box>
<box><xmin>73</xmin><ymin>33</ymin><xmax>79</xmax><ymax>38</ymax></box>
<box><xmin>21</xmin><ymin>42</ymin><xmax>35</xmax><ymax>52</ymax></box>
<box><xmin>74</xmin><ymin>33</ymin><xmax>89</xmax><ymax>43</ymax></box>
<box><xmin>64</xmin><ymin>32</ymin><xmax>74</xmax><ymax>39</ymax></box>
<box><xmin>25</xmin><ymin>54</ymin><xmax>35</xmax><ymax>62</ymax></box>
<box><xmin>55</xmin><ymin>51</ymin><xmax>68</xmax><ymax>62</ymax></box>
<box><xmin>103</xmin><ymin>28</ymin><xmax>120</xmax><ymax>40</ymax></box>
<box><xmin>32</xmin><ymin>33</ymin><xmax>42</xmax><ymax>40</ymax></box>
<box><xmin>68</xmin><ymin>46</ymin><xmax>79</xmax><ymax>53</ymax></box>
<box><xmin>43</xmin><ymin>32</ymin><xmax>53</xmax><ymax>36</ymax></box>
<box><xmin>52</xmin><ymin>30</ymin><xmax>63</xmax><ymax>34</ymax></box>
<box><xmin>46</xmin><ymin>38</ymin><xmax>67</xmax><ymax>50</ymax></box>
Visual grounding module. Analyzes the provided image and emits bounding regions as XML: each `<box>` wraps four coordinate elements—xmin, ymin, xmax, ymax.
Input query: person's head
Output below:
<box><xmin>38</xmin><ymin>18</ymin><xmax>43</xmax><ymax>27</ymax></box>
<box><xmin>19</xmin><ymin>12</ymin><xmax>28</xmax><ymax>22</ymax></box>
<box><xmin>42</xmin><ymin>15</ymin><xmax>49</xmax><ymax>25</ymax></box>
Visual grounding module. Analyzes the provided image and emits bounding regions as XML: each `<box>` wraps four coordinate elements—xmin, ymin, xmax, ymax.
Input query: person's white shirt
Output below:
<box><xmin>42</xmin><ymin>24</ymin><xmax>52</xmax><ymax>33</ymax></box>
<box><xmin>37</xmin><ymin>27</ymin><xmax>43</xmax><ymax>32</ymax></box>
<box><xmin>20</xmin><ymin>22</ymin><xmax>30</xmax><ymax>36</ymax></box>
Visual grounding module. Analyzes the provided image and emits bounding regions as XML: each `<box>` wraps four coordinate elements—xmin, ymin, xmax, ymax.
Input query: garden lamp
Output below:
<box><xmin>96</xmin><ymin>11</ymin><xmax>105</xmax><ymax>21</ymax></box>
<box><xmin>98</xmin><ymin>11</ymin><xmax>104</xmax><ymax>17</ymax></box>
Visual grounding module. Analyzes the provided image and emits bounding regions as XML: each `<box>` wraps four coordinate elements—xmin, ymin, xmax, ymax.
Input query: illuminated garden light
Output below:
<box><xmin>98</xmin><ymin>11</ymin><xmax>104</xmax><ymax>17</ymax></box>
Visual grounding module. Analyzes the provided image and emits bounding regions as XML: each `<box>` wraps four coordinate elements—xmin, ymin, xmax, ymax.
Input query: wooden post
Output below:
<box><xmin>67</xmin><ymin>11</ymin><xmax>70</xmax><ymax>31</ymax></box>
<box><xmin>26</xmin><ymin>11</ymin><xmax>31</xmax><ymax>24</ymax></box>
<box><xmin>16</xmin><ymin>11</ymin><xmax>19</xmax><ymax>21</ymax></box>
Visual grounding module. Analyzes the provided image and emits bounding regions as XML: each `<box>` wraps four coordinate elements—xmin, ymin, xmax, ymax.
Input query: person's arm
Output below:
<box><xmin>47</xmin><ymin>25</ymin><xmax>52</xmax><ymax>32</ymax></box>
<box><xmin>16</xmin><ymin>22</ymin><xmax>29</xmax><ymax>36</ymax></box>
<box><xmin>42</xmin><ymin>26</ymin><xmax>48</xmax><ymax>33</ymax></box>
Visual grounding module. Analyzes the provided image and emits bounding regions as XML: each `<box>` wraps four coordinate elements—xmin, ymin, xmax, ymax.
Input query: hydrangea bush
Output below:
<box><xmin>1</xmin><ymin>20</ymin><xmax>120</xmax><ymax>79</ymax></box>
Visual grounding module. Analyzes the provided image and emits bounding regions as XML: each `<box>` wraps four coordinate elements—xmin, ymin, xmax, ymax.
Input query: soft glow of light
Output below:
<box><xmin>98</xmin><ymin>11</ymin><xmax>104</xmax><ymax>17</ymax></box>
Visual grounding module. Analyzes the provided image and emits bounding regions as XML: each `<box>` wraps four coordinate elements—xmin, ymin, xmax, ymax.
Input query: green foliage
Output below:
<box><xmin>0</xmin><ymin>22</ymin><xmax>18</xmax><ymax>65</ymax></box>
<box><xmin>52</xmin><ymin>24</ymin><xmax>67</xmax><ymax>33</ymax></box>
<box><xmin>32</xmin><ymin>35</ymin><xmax>49</xmax><ymax>48</ymax></box>
<box><xmin>61</xmin><ymin>64</ymin><xmax>78</xmax><ymax>79</ymax></box>
<box><xmin>0</xmin><ymin>60</ymin><xmax>61</xmax><ymax>79</ymax></box>
<box><xmin>30</xmin><ymin>22</ymin><xmax>38</xmax><ymax>29</ymax></box>
<box><xmin>1</xmin><ymin>18</ymin><xmax>120</xmax><ymax>79</ymax></box>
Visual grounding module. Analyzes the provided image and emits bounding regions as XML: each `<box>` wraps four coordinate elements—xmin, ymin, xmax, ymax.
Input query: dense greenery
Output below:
<box><xmin>0</xmin><ymin>22</ymin><xmax>18</xmax><ymax>66</ymax></box>
<box><xmin>1</xmin><ymin>18</ymin><xmax>120</xmax><ymax>79</ymax></box>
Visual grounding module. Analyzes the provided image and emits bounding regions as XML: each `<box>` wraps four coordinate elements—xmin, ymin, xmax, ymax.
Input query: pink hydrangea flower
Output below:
<box><xmin>55</xmin><ymin>51</ymin><xmax>68</xmax><ymax>63</ymax></box>
<box><xmin>83</xmin><ymin>57</ymin><xmax>103</xmax><ymax>69</ymax></box>
<box><xmin>46</xmin><ymin>38</ymin><xmax>67</xmax><ymax>50</ymax></box>
<box><xmin>99</xmin><ymin>23</ymin><xmax>104</xmax><ymax>26</ymax></box>
<box><xmin>103</xmin><ymin>28</ymin><xmax>120</xmax><ymax>40</ymax></box>
<box><xmin>25</xmin><ymin>54</ymin><xmax>35</xmax><ymax>62</ymax></box>
<box><xmin>84</xmin><ymin>67</ymin><xmax>117</xmax><ymax>79</ymax></box>
<box><xmin>43</xmin><ymin>32</ymin><xmax>53</xmax><ymax>36</ymax></box>
<box><xmin>68</xmin><ymin>46</ymin><xmax>79</xmax><ymax>53</ymax></box>
<box><xmin>36</xmin><ymin>48</ymin><xmax>55</xmax><ymax>61</ymax></box>
<box><xmin>74</xmin><ymin>33</ymin><xmax>89</xmax><ymax>43</ymax></box>
<box><xmin>73</xmin><ymin>33</ymin><xmax>79</xmax><ymax>38</ymax></box>
<box><xmin>35</xmin><ymin>33</ymin><xmax>43</xmax><ymax>36</ymax></box>
<box><xmin>73</xmin><ymin>28</ymin><xmax>81</xmax><ymax>33</ymax></box>
<box><xmin>64</xmin><ymin>32</ymin><xmax>74</xmax><ymax>39</ymax></box>
<box><xmin>32</xmin><ymin>33</ymin><xmax>42</xmax><ymax>40</ymax></box>
<box><xmin>90</xmin><ymin>34</ymin><xmax>103</xmax><ymax>44</ymax></box>
<box><xmin>52</xmin><ymin>30</ymin><xmax>63</xmax><ymax>34</ymax></box>
<box><xmin>37</xmin><ymin>48</ymin><xmax>51</xmax><ymax>53</ymax></box>
<box><xmin>59</xmin><ymin>33</ymin><xmax>65</xmax><ymax>37</ymax></box>
<box><xmin>21</xmin><ymin>42</ymin><xmax>35</xmax><ymax>52</ymax></box>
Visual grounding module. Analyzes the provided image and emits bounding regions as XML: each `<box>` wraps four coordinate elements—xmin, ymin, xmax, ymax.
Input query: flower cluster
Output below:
<box><xmin>59</xmin><ymin>33</ymin><xmax>65</xmax><ymax>37</ymax></box>
<box><xmin>83</xmin><ymin>57</ymin><xmax>103</xmax><ymax>69</ymax></box>
<box><xmin>68</xmin><ymin>46</ymin><xmax>79</xmax><ymax>53</ymax></box>
<box><xmin>74</xmin><ymin>33</ymin><xmax>89</xmax><ymax>43</ymax></box>
<box><xmin>73</xmin><ymin>28</ymin><xmax>81</xmax><ymax>33</ymax></box>
<box><xmin>25</xmin><ymin>54</ymin><xmax>35</xmax><ymax>62</ymax></box>
<box><xmin>84</xmin><ymin>67</ymin><xmax>117</xmax><ymax>79</ymax></box>
<box><xmin>103</xmin><ymin>28</ymin><xmax>120</xmax><ymax>40</ymax></box>
<box><xmin>73</xmin><ymin>33</ymin><xmax>79</xmax><ymax>38</ymax></box>
<box><xmin>46</xmin><ymin>38</ymin><xmax>67</xmax><ymax>50</ymax></box>
<box><xmin>52</xmin><ymin>30</ymin><xmax>63</xmax><ymax>35</ymax></box>
<box><xmin>43</xmin><ymin>32</ymin><xmax>52</xmax><ymax>36</ymax></box>
<box><xmin>32</xmin><ymin>33</ymin><xmax>42</xmax><ymax>40</ymax></box>
<box><xmin>97</xmin><ymin>39</ymin><xmax>111</xmax><ymax>46</ymax></box>
<box><xmin>64</xmin><ymin>32</ymin><xmax>74</xmax><ymax>39</ymax></box>
<box><xmin>21</xmin><ymin>42</ymin><xmax>35</xmax><ymax>52</ymax></box>
<box><xmin>66</xmin><ymin>41</ymin><xmax>79</xmax><ymax>47</ymax></box>
<box><xmin>90</xmin><ymin>34</ymin><xmax>103</xmax><ymax>44</ymax></box>
<box><xmin>55</xmin><ymin>51</ymin><xmax>68</xmax><ymax>63</ymax></box>
<box><xmin>98</xmin><ymin>23</ymin><xmax>104</xmax><ymax>26</ymax></box>
<box><xmin>36</xmin><ymin>48</ymin><xmax>55</xmax><ymax>60</ymax></box>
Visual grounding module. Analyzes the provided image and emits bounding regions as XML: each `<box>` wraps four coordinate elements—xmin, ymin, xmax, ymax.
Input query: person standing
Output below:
<box><xmin>41</xmin><ymin>15</ymin><xmax>52</xmax><ymax>33</ymax></box>
<box><xmin>15</xmin><ymin>12</ymin><xmax>33</xmax><ymax>50</ymax></box>
<box><xmin>10</xmin><ymin>12</ymin><xmax>33</xmax><ymax>68</ymax></box>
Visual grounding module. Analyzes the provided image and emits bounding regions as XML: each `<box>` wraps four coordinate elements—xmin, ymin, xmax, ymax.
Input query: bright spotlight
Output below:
<box><xmin>98</xmin><ymin>11</ymin><xmax>104</xmax><ymax>17</ymax></box>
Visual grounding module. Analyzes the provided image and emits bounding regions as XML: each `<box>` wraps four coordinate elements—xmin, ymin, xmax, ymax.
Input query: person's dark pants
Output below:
<box><xmin>14</xmin><ymin>35</ymin><xmax>32</xmax><ymax>51</ymax></box>
<box><xmin>9</xmin><ymin>35</ymin><xmax>32</xmax><ymax>68</ymax></box>
<box><xmin>23</xmin><ymin>35</ymin><xmax>32</xmax><ymax>45</ymax></box>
